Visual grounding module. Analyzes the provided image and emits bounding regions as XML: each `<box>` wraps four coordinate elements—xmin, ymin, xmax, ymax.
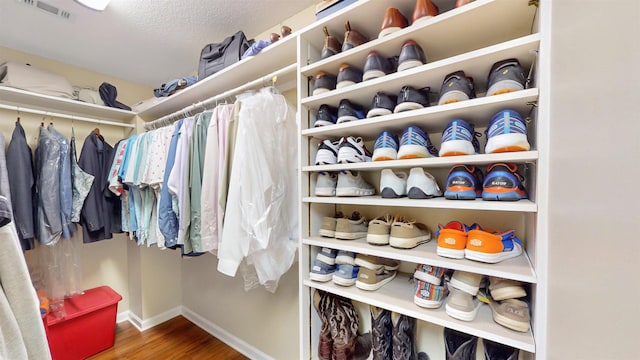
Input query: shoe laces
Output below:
<box><xmin>488</xmin><ymin>162</ymin><xmax>525</xmax><ymax>182</ymax></box>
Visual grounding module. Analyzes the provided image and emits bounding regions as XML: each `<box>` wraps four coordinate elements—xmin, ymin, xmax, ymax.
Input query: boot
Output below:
<box><xmin>444</xmin><ymin>328</ymin><xmax>477</xmax><ymax>360</ymax></box>
<box><xmin>483</xmin><ymin>338</ymin><xmax>519</xmax><ymax>360</ymax></box>
<box><xmin>314</xmin><ymin>290</ymin><xmax>333</xmax><ymax>360</ymax></box>
<box><xmin>329</xmin><ymin>294</ymin><xmax>359</xmax><ymax>360</ymax></box>
<box><xmin>412</xmin><ymin>0</ymin><xmax>439</xmax><ymax>25</ymax></box>
<box><xmin>321</xmin><ymin>26</ymin><xmax>342</xmax><ymax>59</ymax></box>
<box><xmin>391</xmin><ymin>312</ymin><xmax>417</xmax><ymax>360</ymax></box>
<box><xmin>342</xmin><ymin>21</ymin><xmax>369</xmax><ymax>52</ymax></box>
<box><xmin>370</xmin><ymin>306</ymin><xmax>392</xmax><ymax>360</ymax></box>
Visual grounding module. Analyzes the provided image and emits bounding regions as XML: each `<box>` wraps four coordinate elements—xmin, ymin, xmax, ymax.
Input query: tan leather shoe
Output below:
<box><xmin>342</xmin><ymin>21</ymin><xmax>368</xmax><ymax>52</ymax></box>
<box><xmin>412</xmin><ymin>0</ymin><xmax>439</xmax><ymax>26</ymax></box>
<box><xmin>379</xmin><ymin>7</ymin><xmax>408</xmax><ymax>38</ymax></box>
<box><xmin>321</xmin><ymin>26</ymin><xmax>342</xmax><ymax>59</ymax></box>
<box><xmin>281</xmin><ymin>25</ymin><xmax>292</xmax><ymax>37</ymax></box>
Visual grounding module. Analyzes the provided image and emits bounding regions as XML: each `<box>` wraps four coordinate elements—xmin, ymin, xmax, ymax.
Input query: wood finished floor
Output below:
<box><xmin>87</xmin><ymin>316</ymin><xmax>249</xmax><ymax>360</ymax></box>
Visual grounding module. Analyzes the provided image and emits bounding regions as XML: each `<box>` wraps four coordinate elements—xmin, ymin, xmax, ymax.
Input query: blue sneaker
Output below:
<box><xmin>444</xmin><ymin>165</ymin><xmax>484</xmax><ymax>200</ymax></box>
<box><xmin>314</xmin><ymin>104</ymin><xmax>338</xmax><ymax>127</ymax></box>
<box><xmin>439</xmin><ymin>119</ymin><xmax>481</xmax><ymax>156</ymax></box>
<box><xmin>372</xmin><ymin>131</ymin><xmax>399</xmax><ymax>161</ymax></box>
<box><xmin>332</xmin><ymin>264</ymin><xmax>360</xmax><ymax>286</ymax></box>
<box><xmin>309</xmin><ymin>247</ymin><xmax>339</xmax><ymax>282</ymax></box>
<box><xmin>337</xmin><ymin>99</ymin><xmax>366</xmax><ymax>124</ymax></box>
<box><xmin>482</xmin><ymin>163</ymin><xmax>527</xmax><ymax>201</ymax></box>
<box><xmin>485</xmin><ymin>110</ymin><xmax>531</xmax><ymax>154</ymax></box>
<box><xmin>397</xmin><ymin>126</ymin><xmax>439</xmax><ymax>159</ymax></box>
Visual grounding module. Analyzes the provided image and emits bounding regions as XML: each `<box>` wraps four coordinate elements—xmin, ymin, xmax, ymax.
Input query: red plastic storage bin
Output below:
<box><xmin>45</xmin><ymin>286</ymin><xmax>122</xmax><ymax>360</ymax></box>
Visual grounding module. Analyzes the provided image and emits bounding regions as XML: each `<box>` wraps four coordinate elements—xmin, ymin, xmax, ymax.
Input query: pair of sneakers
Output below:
<box><xmin>366</xmin><ymin>215</ymin><xmax>431</xmax><ymax>249</ymax></box>
<box><xmin>413</xmin><ymin>264</ymin><xmax>448</xmax><ymax>309</ymax></box>
<box><xmin>319</xmin><ymin>211</ymin><xmax>368</xmax><ymax>240</ymax></box>
<box><xmin>316</xmin><ymin>171</ymin><xmax>375</xmax><ymax>197</ymax></box>
<box><xmin>444</xmin><ymin>163</ymin><xmax>528</xmax><ymax>201</ymax></box>
<box><xmin>313</xmin><ymin>99</ymin><xmax>367</xmax><ymax>127</ymax></box>
<box><xmin>314</xmin><ymin>136</ymin><xmax>371</xmax><ymax>165</ymax></box>
<box><xmin>368</xmin><ymin>85</ymin><xmax>432</xmax><ymax>117</ymax></box>
<box><xmin>436</xmin><ymin>221</ymin><xmax>524</xmax><ymax>263</ymax></box>
<box><xmin>372</xmin><ymin>126</ymin><xmax>439</xmax><ymax>161</ymax></box>
<box><xmin>380</xmin><ymin>167</ymin><xmax>442</xmax><ymax>199</ymax></box>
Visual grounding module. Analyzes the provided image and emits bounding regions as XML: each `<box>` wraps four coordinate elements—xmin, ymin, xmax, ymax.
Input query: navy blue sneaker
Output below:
<box><xmin>395</xmin><ymin>86</ymin><xmax>431</xmax><ymax>113</ymax></box>
<box><xmin>486</xmin><ymin>58</ymin><xmax>526</xmax><ymax>96</ymax></box>
<box><xmin>438</xmin><ymin>70</ymin><xmax>476</xmax><ymax>105</ymax></box>
<box><xmin>485</xmin><ymin>109</ymin><xmax>531</xmax><ymax>154</ymax></box>
<box><xmin>398</xmin><ymin>39</ymin><xmax>427</xmax><ymax>71</ymax></box>
<box><xmin>397</xmin><ymin>126</ymin><xmax>439</xmax><ymax>159</ymax></box>
<box><xmin>337</xmin><ymin>63</ymin><xmax>363</xmax><ymax>89</ymax></box>
<box><xmin>309</xmin><ymin>247</ymin><xmax>339</xmax><ymax>282</ymax></box>
<box><xmin>363</xmin><ymin>51</ymin><xmax>396</xmax><ymax>81</ymax></box>
<box><xmin>367</xmin><ymin>92</ymin><xmax>397</xmax><ymax>118</ymax></box>
<box><xmin>445</xmin><ymin>165</ymin><xmax>484</xmax><ymax>200</ymax></box>
<box><xmin>313</xmin><ymin>71</ymin><xmax>337</xmax><ymax>95</ymax></box>
<box><xmin>314</xmin><ymin>104</ymin><xmax>338</xmax><ymax>127</ymax></box>
<box><xmin>372</xmin><ymin>131</ymin><xmax>399</xmax><ymax>161</ymax></box>
<box><xmin>439</xmin><ymin>119</ymin><xmax>481</xmax><ymax>156</ymax></box>
<box><xmin>482</xmin><ymin>163</ymin><xmax>527</xmax><ymax>201</ymax></box>
<box><xmin>337</xmin><ymin>99</ymin><xmax>366</xmax><ymax>124</ymax></box>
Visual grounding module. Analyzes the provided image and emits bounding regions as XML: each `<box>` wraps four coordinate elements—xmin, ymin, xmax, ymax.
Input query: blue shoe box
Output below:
<box><xmin>316</xmin><ymin>0</ymin><xmax>360</xmax><ymax>20</ymax></box>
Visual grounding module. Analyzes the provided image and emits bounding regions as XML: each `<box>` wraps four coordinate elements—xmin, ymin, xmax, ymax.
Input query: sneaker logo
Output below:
<box><xmin>360</xmin><ymin>274</ymin><xmax>369</xmax><ymax>279</ymax></box>
<box><xmin>469</xmin><ymin>239</ymin><xmax>483</xmax><ymax>246</ymax></box>
<box><xmin>506</xmin><ymin>307</ymin><xmax>524</xmax><ymax>316</ymax></box>
<box><xmin>503</xmin><ymin>69</ymin><xmax>509</xmax><ymax>75</ymax></box>
<box><xmin>444</xmin><ymin>238</ymin><xmax>457</xmax><ymax>245</ymax></box>
<box><xmin>492</xmin><ymin>181</ymin><xmax>508</xmax><ymax>186</ymax></box>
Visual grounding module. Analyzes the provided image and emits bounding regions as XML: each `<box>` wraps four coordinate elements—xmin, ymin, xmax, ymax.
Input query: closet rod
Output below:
<box><xmin>144</xmin><ymin>63</ymin><xmax>297</xmax><ymax>131</ymax></box>
<box><xmin>0</xmin><ymin>103</ymin><xmax>136</xmax><ymax>129</ymax></box>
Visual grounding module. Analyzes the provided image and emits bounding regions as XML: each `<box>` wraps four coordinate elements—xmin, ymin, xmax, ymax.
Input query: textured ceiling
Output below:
<box><xmin>0</xmin><ymin>0</ymin><xmax>316</xmax><ymax>87</ymax></box>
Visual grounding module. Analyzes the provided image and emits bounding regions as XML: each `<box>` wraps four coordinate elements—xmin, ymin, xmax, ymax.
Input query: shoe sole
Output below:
<box><xmin>397</xmin><ymin>59</ymin><xmax>424</xmax><ymax>72</ymax></box>
<box><xmin>367</xmin><ymin>108</ymin><xmax>393</xmax><ymax>118</ymax></box>
<box><xmin>319</xmin><ymin>229</ymin><xmax>336</xmax><ymax>238</ymax></box>
<box><xmin>336</xmin><ymin>188</ymin><xmax>375</xmax><ymax>196</ymax></box>
<box><xmin>389</xmin><ymin>235</ymin><xmax>431</xmax><ymax>249</ymax></box>
<box><xmin>309</xmin><ymin>272</ymin><xmax>333</xmax><ymax>282</ymax></box>
<box><xmin>436</xmin><ymin>246</ymin><xmax>465</xmax><ymax>259</ymax></box>
<box><xmin>337</xmin><ymin>147</ymin><xmax>368</xmax><ymax>163</ymax></box>
<box><xmin>486</xmin><ymin>80</ymin><xmax>524</xmax><ymax>97</ymax></box>
<box><xmin>398</xmin><ymin>144</ymin><xmax>429</xmax><ymax>159</ymax></box>
<box><xmin>438</xmin><ymin>90</ymin><xmax>470</xmax><ymax>105</ymax></box>
<box><xmin>445</xmin><ymin>188</ymin><xmax>477</xmax><ymax>200</ymax></box>
<box><xmin>372</xmin><ymin>147</ymin><xmax>397</xmax><ymax>161</ymax></box>
<box><xmin>353</xmin><ymin>258</ymin><xmax>383</xmax><ymax>270</ymax></box>
<box><xmin>414</xmin><ymin>296</ymin><xmax>443</xmax><ymax>309</ymax></box>
<box><xmin>381</xmin><ymin>188</ymin><xmax>405</xmax><ymax>198</ymax></box>
<box><xmin>464</xmin><ymin>243</ymin><xmax>523</xmax><ymax>263</ymax></box>
<box><xmin>363</xmin><ymin>70</ymin><xmax>386</xmax><ymax>81</ymax></box>
<box><xmin>366</xmin><ymin>233</ymin><xmax>390</xmax><ymax>245</ymax></box>
<box><xmin>485</xmin><ymin>133</ymin><xmax>530</xmax><ymax>154</ymax></box>
<box><xmin>334</xmin><ymin>231</ymin><xmax>367</xmax><ymax>240</ymax></box>
<box><xmin>313</xmin><ymin>120</ymin><xmax>336</xmax><ymax>127</ymax></box>
<box><xmin>378</xmin><ymin>27</ymin><xmax>402</xmax><ymax>38</ymax></box>
<box><xmin>336</xmin><ymin>80</ymin><xmax>358</xmax><ymax>89</ymax></box>
<box><xmin>335</xmin><ymin>254</ymin><xmax>355</xmax><ymax>265</ymax></box>
<box><xmin>332</xmin><ymin>275</ymin><xmax>356</xmax><ymax>287</ymax></box>
<box><xmin>336</xmin><ymin>115</ymin><xmax>359</xmax><ymax>124</ymax></box>
<box><xmin>315</xmin><ymin>188</ymin><xmax>336</xmax><ymax>196</ymax></box>
<box><xmin>491</xmin><ymin>287</ymin><xmax>527</xmax><ymax>301</ymax></box>
<box><xmin>491</xmin><ymin>307</ymin><xmax>530</xmax><ymax>332</ymax></box>
<box><xmin>482</xmin><ymin>190</ymin><xmax>526</xmax><ymax>201</ymax></box>
<box><xmin>445</xmin><ymin>301</ymin><xmax>481</xmax><ymax>322</ymax></box>
<box><xmin>356</xmin><ymin>272</ymin><xmax>396</xmax><ymax>291</ymax></box>
<box><xmin>439</xmin><ymin>140</ymin><xmax>476</xmax><ymax>157</ymax></box>
<box><xmin>408</xmin><ymin>187</ymin><xmax>438</xmax><ymax>199</ymax></box>
<box><xmin>394</xmin><ymin>102</ymin><xmax>425</xmax><ymax>113</ymax></box>
<box><xmin>449</xmin><ymin>278</ymin><xmax>480</xmax><ymax>296</ymax></box>
<box><xmin>313</xmin><ymin>88</ymin><xmax>331</xmax><ymax>96</ymax></box>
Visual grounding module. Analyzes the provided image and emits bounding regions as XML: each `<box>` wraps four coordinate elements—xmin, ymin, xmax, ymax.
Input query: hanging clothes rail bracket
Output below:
<box><xmin>0</xmin><ymin>103</ymin><xmax>136</xmax><ymax>129</ymax></box>
<box><xmin>144</xmin><ymin>63</ymin><xmax>297</xmax><ymax>131</ymax></box>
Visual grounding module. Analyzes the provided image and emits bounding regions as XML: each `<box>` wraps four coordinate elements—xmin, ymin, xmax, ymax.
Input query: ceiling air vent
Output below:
<box><xmin>16</xmin><ymin>0</ymin><xmax>73</xmax><ymax>20</ymax></box>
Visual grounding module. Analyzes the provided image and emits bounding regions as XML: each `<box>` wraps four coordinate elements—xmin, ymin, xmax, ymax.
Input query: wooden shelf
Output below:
<box><xmin>304</xmin><ymin>272</ymin><xmax>535</xmax><ymax>353</ymax></box>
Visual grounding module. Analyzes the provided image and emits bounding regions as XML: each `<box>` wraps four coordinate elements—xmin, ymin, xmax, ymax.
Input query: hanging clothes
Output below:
<box><xmin>159</xmin><ymin>120</ymin><xmax>183</xmax><ymax>247</ymax></box>
<box><xmin>70</xmin><ymin>129</ymin><xmax>95</xmax><ymax>224</ymax></box>
<box><xmin>188</xmin><ymin>110</ymin><xmax>213</xmax><ymax>254</ymax></box>
<box><xmin>6</xmin><ymin>121</ymin><xmax>35</xmax><ymax>250</ymax></box>
<box><xmin>48</xmin><ymin>124</ymin><xmax>76</xmax><ymax>239</ymax></box>
<box><xmin>35</xmin><ymin>125</ymin><xmax>62</xmax><ymax>245</ymax></box>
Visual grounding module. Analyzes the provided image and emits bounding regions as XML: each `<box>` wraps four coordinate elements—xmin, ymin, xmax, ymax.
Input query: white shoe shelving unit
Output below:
<box><xmin>297</xmin><ymin>0</ymin><xmax>543</xmax><ymax>359</ymax></box>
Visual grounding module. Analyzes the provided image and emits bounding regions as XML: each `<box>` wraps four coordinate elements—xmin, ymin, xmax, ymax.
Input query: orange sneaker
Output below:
<box><xmin>465</xmin><ymin>228</ymin><xmax>523</xmax><ymax>263</ymax></box>
<box><xmin>436</xmin><ymin>221</ymin><xmax>472</xmax><ymax>259</ymax></box>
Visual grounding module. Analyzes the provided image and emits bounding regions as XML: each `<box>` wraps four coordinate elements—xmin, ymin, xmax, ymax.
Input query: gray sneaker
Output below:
<box><xmin>316</xmin><ymin>171</ymin><xmax>337</xmax><ymax>196</ymax></box>
<box><xmin>486</xmin><ymin>58</ymin><xmax>526</xmax><ymax>96</ymax></box>
<box><xmin>356</xmin><ymin>266</ymin><xmax>396</xmax><ymax>291</ymax></box>
<box><xmin>319</xmin><ymin>211</ymin><xmax>345</xmax><ymax>238</ymax></box>
<box><xmin>335</xmin><ymin>212</ymin><xmax>368</xmax><ymax>240</ymax></box>
<box><xmin>370</xmin><ymin>306</ymin><xmax>392</xmax><ymax>360</ymax></box>
<box><xmin>336</xmin><ymin>170</ymin><xmax>375</xmax><ymax>197</ymax></box>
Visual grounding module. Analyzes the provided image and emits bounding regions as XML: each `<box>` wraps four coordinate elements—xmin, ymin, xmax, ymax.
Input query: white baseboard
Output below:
<box><xmin>116</xmin><ymin>310</ymin><xmax>130</xmax><ymax>324</ymax></box>
<box><xmin>119</xmin><ymin>307</ymin><xmax>182</xmax><ymax>332</ymax></box>
<box><xmin>181</xmin><ymin>306</ymin><xmax>274</xmax><ymax>360</ymax></box>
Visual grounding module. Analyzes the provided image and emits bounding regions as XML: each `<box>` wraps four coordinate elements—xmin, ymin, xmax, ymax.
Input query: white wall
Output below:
<box><xmin>545</xmin><ymin>1</ymin><xmax>640</xmax><ymax>359</ymax></box>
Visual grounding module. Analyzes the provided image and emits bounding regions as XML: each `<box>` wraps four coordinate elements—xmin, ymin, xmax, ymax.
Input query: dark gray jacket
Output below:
<box><xmin>6</xmin><ymin>122</ymin><xmax>34</xmax><ymax>250</ymax></box>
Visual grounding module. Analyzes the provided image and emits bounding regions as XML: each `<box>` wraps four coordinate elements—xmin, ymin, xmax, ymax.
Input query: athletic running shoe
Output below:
<box><xmin>485</xmin><ymin>109</ymin><xmax>531</xmax><ymax>154</ymax></box>
<box><xmin>482</xmin><ymin>163</ymin><xmax>527</xmax><ymax>201</ymax></box>
<box><xmin>336</xmin><ymin>170</ymin><xmax>375</xmax><ymax>196</ymax></box>
<box><xmin>367</xmin><ymin>92</ymin><xmax>397</xmax><ymax>118</ymax></box>
<box><xmin>337</xmin><ymin>99</ymin><xmax>366</xmax><ymax>123</ymax></box>
<box><xmin>337</xmin><ymin>136</ymin><xmax>372</xmax><ymax>163</ymax></box>
<box><xmin>438</xmin><ymin>70</ymin><xmax>476</xmax><ymax>105</ymax></box>
<box><xmin>372</xmin><ymin>131</ymin><xmax>399</xmax><ymax>161</ymax></box>
<box><xmin>439</xmin><ymin>119</ymin><xmax>481</xmax><ymax>156</ymax></box>
<box><xmin>397</xmin><ymin>126</ymin><xmax>439</xmax><ymax>159</ymax></box>
<box><xmin>314</xmin><ymin>104</ymin><xmax>338</xmax><ymax>127</ymax></box>
<box><xmin>315</xmin><ymin>171</ymin><xmax>338</xmax><ymax>196</ymax></box>
<box><xmin>465</xmin><ymin>228</ymin><xmax>523</xmax><ymax>263</ymax></box>
<box><xmin>313</xmin><ymin>71</ymin><xmax>337</xmax><ymax>95</ymax></box>
<box><xmin>486</xmin><ymin>58</ymin><xmax>526</xmax><ymax>96</ymax></box>
<box><xmin>380</xmin><ymin>169</ymin><xmax>408</xmax><ymax>198</ymax></box>
<box><xmin>336</xmin><ymin>63</ymin><xmax>363</xmax><ymax>89</ymax></box>
<box><xmin>314</xmin><ymin>139</ymin><xmax>340</xmax><ymax>165</ymax></box>
<box><xmin>406</xmin><ymin>168</ymin><xmax>442</xmax><ymax>199</ymax></box>
<box><xmin>395</xmin><ymin>86</ymin><xmax>430</xmax><ymax>113</ymax></box>
<box><xmin>444</xmin><ymin>165</ymin><xmax>484</xmax><ymax>200</ymax></box>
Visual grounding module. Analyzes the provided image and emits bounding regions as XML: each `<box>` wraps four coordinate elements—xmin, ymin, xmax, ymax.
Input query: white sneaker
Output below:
<box><xmin>315</xmin><ymin>139</ymin><xmax>340</xmax><ymax>165</ymax></box>
<box><xmin>315</xmin><ymin>172</ymin><xmax>337</xmax><ymax>196</ymax></box>
<box><xmin>336</xmin><ymin>170</ymin><xmax>375</xmax><ymax>196</ymax></box>
<box><xmin>407</xmin><ymin>168</ymin><xmax>442</xmax><ymax>199</ymax></box>
<box><xmin>380</xmin><ymin>169</ymin><xmax>408</xmax><ymax>198</ymax></box>
<box><xmin>337</xmin><ymin>136</ymin><xmax>372</xmax><ymax>164</ymax></box>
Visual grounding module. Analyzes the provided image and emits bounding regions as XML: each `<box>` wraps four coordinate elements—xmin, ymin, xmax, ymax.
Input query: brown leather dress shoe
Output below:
<box><xmin>342</xmin><ymin>21</ymin><xmax>369</xmax><ymax>52</ymax></box>
<box><xmin>379</xmin><ymin>7</ymin><xmax>408</xmax><ymax>38</ymax></box>
<box><xmin>412</xmin><ymin>0</ymin><xmax>439</xmax><ymax>25</ymax></box>
<box><xmin>281</xmin><ymin>25</ymin><xmax>292</xmax><ymax>37</ymax></box>
<box><xmin>321</xmin><ymin>26</ymin><xmax>342</xmax><ymax>59</ymax></box>
<box><xmin>456</xmin><ymin>0</ymin><xmax>476</xmax><ymax>8</ymax></box>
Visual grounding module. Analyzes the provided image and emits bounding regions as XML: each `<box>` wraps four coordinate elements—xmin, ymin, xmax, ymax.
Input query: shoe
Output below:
<box><xmin>367</xmin><ymin>214</ymin><xmax>393</xmax><ymax>245</ymax></box>
<box><xmin>389</xmin><ymin>218</ymin><xmax>431</xmax><ymax>249</ymax></box>
<box><xmin>329</xmin><ymin>295</ymin><xmax>360</xmax><ymax>359</ymax></box>
<box><xmin>337</xmin><ymin>136</ymin><xmax>372</xmax><ymax>163</ymax></box>
<box><xmin>398</xmin><ymin>40</ymin><xmax>427</xmax><ymax>72</ymax></box>
<box><xmin>337</xmin><ymin>63</ymin><xmax>363</xmax><ymax>89</ymax></box>
<box><xmin>397</xmin><ymin>126</ymin><xmax>439</xmax><ymax>159</ymax></box>
<box><xmin>314</xmin><ymin>290</ymin><xmax>333</xmax><ymax>360</ymax></box>
<box><xmin>407</xmin><ymin>168</ymin><xmax>442</xmax><ymax>199</ymax></box>
<box><xmin>321</xmin><ymin>26</ymin><xmax>342</xmax><ymax>59</ymax></box>
<box><xmin>313</xmin><ymin>71</ymin><xmax>337</xmax><ymax>95</ymax></box>
<box><xmin>465</xmin><ymin>228</ymin><xmax>523</xmax><ymax>263</ymax></box>
<box><xmin>412</xmin><ymin>0</ymin><xmax>439</xmax><ymax>26</ymax></box>
<box><xmin>372</xmin><ymin>131</ymin><xmax>399</xmax><ymax>161</ymax></box>
<box><xmin>315</xmin><ymin>171</ymin><xmax>338</xmax><ymax>196</ymax></box>
<box><xmin>449</xmin><ymin>270</ymin><xmax>483</xmax><ymax>296</ymax></box>
<box><xmin>456</xmin><ymin>0</ymin><xmax>476</xmax><ymax>7</ymax></box>
<box><xmin>379</xmin><ymin>7</ymin><xmax>409</xmax><ymax>38</ymax></box>
<box><xmin>336</xmin><ymin>170</ymin><xmax>375</xmax><ymax>196</ymax></box>
<box><xmin>444</xmin><ymin>327</ymin><xmax>478</xmax><ymax>360</ymax></box>
<box><xmin>444</xmin><ymin>165</ymin><xmax>484</xmax><ymax>199</ymax></box>
<box><xmin>439</xmin><ymin>119</ymin><xmax>481</xmax><ymax>156</ymax></box>
<box><xmin>436</xmin><ymin>221</ymin><xmax>472</xmax><ymax>259</ymax></box>
<box><xmin>483</xmin><ymin>338</ymin><xmax>519</xmax><ymax>360</ymax></box>
<box><xmin>485</xmin><ymin>109</ymin><xmax>531</xmax><ymax>154</ymax></box>
<box><xmin>380</xmin><ymin>169</ymin><xmax>408</xmax><ymax>198</ymax></box>
<box><xmin>486</xmin><ymin>58</ymin><xmax>526</xmax><ymax>96</ymax></box>
<box><xmin>486</xmin><ymin>296</ymin><xmax>531</xmax><ymax>332</ymax></box>
<box><xmin>281</xmin><ymin>25</ymin><xmax>292</xmax><ymax>38</ymax></box>
<box><xmin>333</xmin><ymin>264</ymin><xmax>360</xmax><ymax>286</ymax></box>
<box><xmin>335</xmin><ymin>211</ymin><xmax>368</xmax><ymax>240</ymax></box>
<box><xmin>413</xmin><ymin>264</ymin><xmax>446</xmax><ymax>285</ymax></box>
<box><xmin>310</xmin><ymin>251</ymin><xmax>338</xmax><ymax>282</ymax></box>
<box><xmin>314</xmin><ymin>104</ymin><xmax>338</xmax><ymax>127</ymax></box>
<box><xmin>356</xmin><ymin>266</ymin><xmax>397</xmax><ymax>291</ymax></box>
<box><xmin>337</xmin><ymin>99</ymin><xmax>366</xmax><ymax>124</ymax></box>
<box><xmin>319</xmin><ymin>212</ymin><xmax>345</xmax><ymax>237</ymax></box>
<box><xmin>482</xmin><ymin>163</ymin><xmax>527</xmax><ymax>201</ymax></box>
<box><xmin>445</xmin><ymin>287</ymin><xmax>482</xmax><ymax>322</ymax></box>
<box><xmin>391</xmin><ymin>312</ymin><xmax>417</xmax><ymax>360</ymax></box>
<box><xmin>315</xmin><ymin>139</ymin><xmax>340</xmax><ymax>165</ymax></box>
<box><xmin>354</xmin><ymin>254</ymin><xmax>400</xmax><ymax>271</ymax></box>
<box><xmin>438</xmin><ymin>71</ymin><xmax>476</xmax><ymax>105</ymax></box>
<box><xmin>342</xmin><ymin>20</ymin><xmax>369</xmax><ymax>52</ymax></box>
<box><xmin>414</xmin><ymin>278</ymin><xmax>448</xmax><ymax>309</ymax></box>
<box><xmin>489</xmin><ymin>277</ymin><xmax>527</xmax><ymax>301</ymax></box>
<box><xmin>370</xmin><ymin>306</ymin><xmax>393</xmax><ymax>360</ymax></box>
<box><xmin>395</xmin><ymin>86</ymin><xmax>430</xmax><ymax>112</ymax></box>
<box><xmin>367</xmin><ymin>92</ymin><xmax>397</xmax><ymax>118</ymax></box>
<box><xmin>336</xmin><ymin>250</ymin><xmax>357</xmax><ymax>265</ymax></box>
<box><xmin>363</xmin><ymin>51</ymin><xmax>396</xmax><ymax>81</ymax></box>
